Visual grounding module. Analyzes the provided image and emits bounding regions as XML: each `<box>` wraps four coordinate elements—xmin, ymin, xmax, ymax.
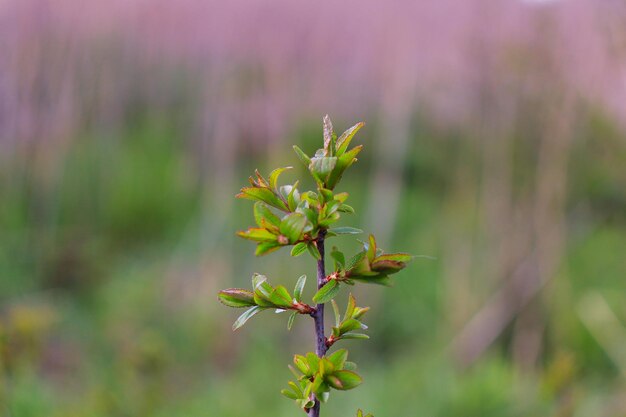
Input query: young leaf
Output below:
<box><xmin>290</xmin><ymin>242</ymin><xmax>308</xmax><ymax>257</ymax></box>
<box><xmin>287</xmin><ymin>182</ymin><xmax>300</xmax><ymax>211</ymax></box>
<box><xmin>330</xmin><ymin>247</ymin><xmax>346</xmax><ymax>269</ymax></box>
<box><xmin>307</xmin><ymin>242</ymin><xmax>321</xmax><ymax>260</ymax></box>
<box><xmin>338</xmin><ymin>203</ymin><xmax>355</xmax><ymax>213</ymax></box>
<box><xmin>346</xmin><ymin>251</ymin><xmax>367</xmax><ymax>271</ymax></box>
<box><xmin>294</xmin><ymin>275</ymin><xmax>306</xmax><ymax>301</ymax></box>
<box><xmin>319</xmin><ymin>188</ymin><xmax>334</xmax><ymax>203</ymax></box>
<box><xmin>232</xmin><ymin>306</ymin><xmax>263</xmax><ymax>330</ymax></box>
<box><xmin>373</xmin><ymin>253</ymin><xmax>413</xmax><ymax>263</ymax></box>
<box><xmin>287</xmin><ymin>311</ymin><xmax>297</xmax><ymax>330</ymax></box>
<box><xmin>270</xmin><ymin>285</ymin><xmax>293</xmax><ymax>308</ymax></box>
<box><xmin>309</xmin><ymin>156</ymin><xmax>337</xmax><ymax>185</ymax></box>
<box><xmin>312</xmin><ymin>279</ymin><xmax>340</xmax><ymax>304</ymax></box>
<box><xmin>293</xmin><ymin>145</ymin><xmax>311</xmax><ymax>166</ymax></box>
<box><xmin>329</xmin><ymin>227</ymin><xmax>363</xmax><ymax>235</ymax></box>
<box><xmin>253</xmin><ymin>202</ymin><xmax>281</xmax><ymax>228</ymax></box>
<box><xmin>236</xmin><ymin>228</ymin><xmax>277</xmax><ymax>242</ymax></box>
<box><xmin>306</xmin><ymin>353</ymin><xmax>320</xmax><ymax>374</ymax></box>
<box><xmin>352</xmin><ymin>306</ymin><xmax>370</xmax><ymax>320</ymax></box>
<box><xmin>331</xmin><ymin>299</ymin><xmax>341</xmax><ymax>327</ymax></box>
<box><xmin>339</xmin><ymin>333</ymin><xmax>370</xmax><ymax>341</ymax></box>
<box><xmin>323</xmin><ymin>114</ymin><xmax>334</xmax><ymax>155</ymax></box>
<box><xmin>326</xmin><ymin>349</ymin><xmax>348</xmax><ymax>370</ymax></box>
<box><xmin>370</xmin><ymin>259</ymin><xmax>406</xmax><ymax>274</ymax></box>
<box><xmin>326</xmin><ymin>144</ymin><xmax>363</xmax><ymax>189</ymax></box>
<box><xmin>281</xmin><ymin>389</ymin><xmax>299</xmax><ymax>400</ymax></box>
<box><xmin>254</xmin><ymin>241</ymin><xmax>282</xmax><ymax>256</ymax></box>
<box><xmin>269</xmin><ymin>166</ymin><xmax>292</xmax><ymax>190</ymax></box>
<box><xmin>237</xmin><ymin>187</ymin><xmax>288</xmax><ymax>211</ymax></box>
<box><xmin>339</xmin><ymin>318</ymin><xmax>363</xmax><ymax>334</ymax></box>
<box><xmin>294</xmin><ymin>355</ymin><xmax>310</xmax><ymax>375</ymax></box>
<box><xmin>218</xmin><ymin>289</ymin><xmax>256</xmax><ymax>308</ymax></box>
<box><xmin>366</xmin><ymin>234</ymin><xmax>377</xmax><ymax>262</ymax></box>
<box><xmin>345</xmin><ymin>293</ymin><xmax>357</xmax><ymax>320</ymax></box>
<box><xmin>335</xmin><ymin>122</ymin><xmax>364</xmax><ymax>155</ymax></box>
<box><xmin>279</xmin><ymin>213</ymin><xmax>308</xmax><ymax>243</ymax></box>
<box><xmin>326</xmin><ymin>370</ymin><xmax>362</xmax><ymax>390</ymax></box>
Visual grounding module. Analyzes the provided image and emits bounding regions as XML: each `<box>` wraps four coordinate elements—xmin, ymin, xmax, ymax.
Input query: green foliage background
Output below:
<box><xmin>2</xmin><ymin>2</ymin><xmax>626</xmax><ymax>413</ymax></box>
<box><xmin>2</xmin><ymin>107</ymin><xmax>625</xmax><ymax>416</ymax></box>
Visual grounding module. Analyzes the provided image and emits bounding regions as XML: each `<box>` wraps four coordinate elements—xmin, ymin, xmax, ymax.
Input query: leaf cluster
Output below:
<box><xmin>282</xmin><ymin>349</ymin><xmax>362</xmax><ymax>411</ymax></box>
<box><xmin>218</xmin><ymin>274</ymin><xmax>314</xmax><ymax>330</ymax></box>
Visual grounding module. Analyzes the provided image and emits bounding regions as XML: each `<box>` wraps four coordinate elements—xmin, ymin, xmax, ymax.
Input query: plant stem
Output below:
<box><xmin>308</xmin><ymin>230</ymin><xmax>327</xmax><ymax>417</ymax></box>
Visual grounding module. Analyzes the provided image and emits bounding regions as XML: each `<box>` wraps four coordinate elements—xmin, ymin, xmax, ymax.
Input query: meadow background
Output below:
<box><xmin>2</xmin><ymin>0</ymin><xmax>626</xmax><ymax>416</ymax></box>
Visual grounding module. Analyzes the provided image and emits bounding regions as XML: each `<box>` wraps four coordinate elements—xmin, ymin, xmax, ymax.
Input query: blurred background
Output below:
<box><xmin>2</xmin><ymin>0</ymin><xmax>626</xmax><ymax>415</ymax></box>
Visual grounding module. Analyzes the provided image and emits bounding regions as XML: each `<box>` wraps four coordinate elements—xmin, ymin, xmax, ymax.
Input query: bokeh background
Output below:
<box><xmin>2</xmin><ymin>0</ymin><xmax>626</xmax><ymax>416</ymax></box>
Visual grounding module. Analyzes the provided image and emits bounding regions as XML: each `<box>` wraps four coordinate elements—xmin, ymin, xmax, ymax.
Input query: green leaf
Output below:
<box><xmin>218</xmin><ymin>289</ymin><xmax>256</xmax><ymax>308</ymax></box>
<box><xmin>350</xmin><ymin>274</ymin><xmax>392</xmax><ymax>286</ymax></box>
<box><xmin>237</xmin><ymin>187</ymin><xmax>288</xmax><ymax>211</ymax></box>
<box><xmin>352</xmin><ymin>306</ymin><xmax>370</xmax><ymax>320</ymax></box>
<box><xmin>323</xmin><ymin>114</ymin><xmax>334</xmax><ymax>155</ymax></box>
<box><xmin>345</xmin><ymin>293</ymin><xmax>356</xmax><ymax>320</ymax></box>
<box><xmin>269</xmin><ymin>166</ymin><xmax>292</xmax><ymax>190</ymax></box>
<box><xmin>311</xmin><ymin>373</ymin><xmax>324</xmax><ymax>394</ymax></box>
<box><xmin>339</xmin><ymin>318</ymin><xmax>363</xmax><ymax>334</ymax></box>
<box><xmin>330</xmin><ymin>247</ymin><xmax>345</xmax><ymax>269</ymax></box>
<box><xmin>339</xmin><ymin>333</ymin><xmax>370</xmax><ymax>341</ymax></box>
<box><xmin>293</xmin><ymin>145</ymin><xmax>311</xmax><ymax>167</ymax></box>
<box><xmin>366</xmin><ymin>234</ymin><xmax>377</xmax><ymax>262</ymax></box>
<box><xmin>236</xmin><ymin>228</ymin><xmax>277</xmax><ymax>242</ymax></box>
<box><xmin>306</xmin><ymin>353</ymin><xmax>320</xmax><ymax>374</ymax></box>
<box><xmin>279</xmin><ymin>213</ymin><xmax>308</xmax><ymax>243</ymax></box>
<box><xmin>307</xmin><ymin>242</ymin><xmax>321</xmax><ymax>260</ymax></box>
<box><xmin>312</xmin><ymin>280</ymin><xmax>340</xmax><ymax>304</ymax></box>
<box><xmin>253</xmin><ymin>202</ymin><xmax>281</xmax><ymax>229</ymax></box>
<box><xmin>326</xmin><ymin>349</ymin><xmax>348</xmax><ymax>370</ymax></box>
<box><xmin>333</xmin><ymin>192</ymin><xmax>349</xmax><ymax>203</ymax></box>
<box><xmin>255</xmin><ymin>241</ymin><xmax>281</xmax><ymax>256</ymax></box>
<box><xmin>232</xmin><ymin>306</ymin><xmax>263</xmax><ymax>330</ymax></box>
<box><xmin>331</xmin><ymin>299</ymin><xmax>341</xmax><ymax>327</ymax></box>
<box><xmin>291</xmin><ymin>242</ymin><xmax>308</xmax><ymax>257</ymax></box>
<box><xmin>269</xmin><ymin>285</ymin><xmax>293</xmax><ymax>308</ymax></box>
<box><xmin>301</xmin><ymin>191</ymin><xmax>319</xmax><ymax>205</ymax></box>
<box><xmin>326</xmin><ymin>145</ymin><xmax>363</xmax><ymax>189</ymax></box>
<box><xmin>309</xmin><ymin>156</ymin><xmax>337</xmax><ymax>185</ymax></box>
<box><xmin>373</xmin><ymin>253</ymin><xmax>413</xmax><ymax>263</ymax></box>
<box><xmin>319</xmin><ymin>188</ymin><xmax>334</xmax><ymax>203</ymax></box>
<box><xmin>252</xmin><ymin>276</ymin><xmax>276</xmax><ymax>307</ymax></box>
<box><xmin>287</xmin><ymin>311</ymin><xmax>297</xmax><ymax>330</ymax></box>
<box><xmin>294</xmin><ymin>275</ymin><xmax>306</xmax><ymax>301</ymax></box>
<box><xmin>294</xmin><ymin>355</ymin><xmax>310</xmax><ymax>375</ymax></box>
<box><xmin>370</xmin><ymin>259</ymin><xmax>406</xmax><ymax>274</ymax></box>
<box><xmin>346</xmin><ymin>251</ymin><xmax>367</xmax><ymax>271</ymax></box>
<box><xmin>338</xmin><ymin>203</ymin><xmax>355</xmax><ymax>213</ymax></box>
<box><xmin>335</xmin><ymin>122</ymin><xmax>364</xmax><ymax>155</ymax></box>
<box><xmin>326</xmin><ymin>370</ymin><xmax>362</xmax><ymax>390</ymax></box>
<box><xmin>280</xmin><ymin>389</ymin><xmax>298</xmax><ymax>400</ymax></box>
<box><xmin>329</xmin><ymin>227</ymin><xmax>363</xmax><ymax>235</ymax></box>
<box><xmin>287</xmin><ymin>182</ymin><xmax>300</xmax><ymax>211</ymax></box>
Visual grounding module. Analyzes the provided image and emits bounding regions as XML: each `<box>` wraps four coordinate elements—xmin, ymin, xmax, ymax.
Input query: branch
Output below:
<box><xmin>308</xmin><ymin>230</ymin><xmax>327</xmax><ymax>417</ymax></box>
